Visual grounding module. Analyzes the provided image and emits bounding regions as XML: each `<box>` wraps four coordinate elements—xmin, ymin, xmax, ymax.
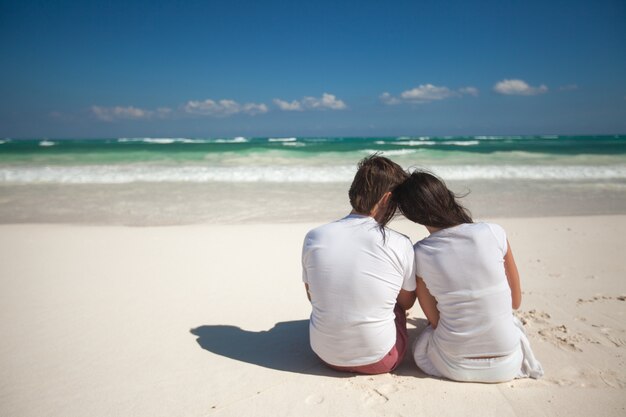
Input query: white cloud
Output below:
<box><xmin>381</xmin><ymin>84</ymin><xmax>478</xmax><ymax>105</ymax></box>
<box><xmin>91</xmin><ymin>105</ymin><xmax>167</xmax><ymax>121</ymax></box>
<box><xmin>493</xmin><ymin>79</ymin><xmax>548</xmax><ymax>96</ymax></box>
<box><xmin>156</xmin><ymin>107</ymin><xmax>173</xmax><ymax>117</ymax></box>
<box><xmin>273</xmin><ymin>99</ymin><xmax>303</xmax><ymax>111</ymax></box>
<box><xmin>400</xmin><ymin>84</ymin><xmax>456</xmax><ymax>102</ymax></box>
<box><xmin>310</xmin><ymin>93</ymin><xmax>347</xmax><ymax>110</ymax></box>
<box><xmin>183</xmin><ymin>99</ymin><xmax>268</xmax><ymax>117</ymax></box>
<box><xmin>241</xmin><ymin>102</ymin><xmax>269</xmax><ymax>115</ymax></box>
<box><xmin>380</xmin><ymin>92</ymin><xmax>401</xmax><ymax>105</ymax></box>
<box><xmin>559</xmin><ymin>84</ymin><xmax>578</xmax><ymax>91</ymax></box>
<box><xmin>92</xmin><ymin>100</ymin><xmax>269</xmax><ymax>121</ymax></box>
<box><xmin>459</xmin><ymin>86</ymin><xmax>479</xmax><ymax>96</ymax></box>
<box><xmin>274</xmin><ymin>93</ymin><xmax>347</xmax><ymax>111</ymax></box>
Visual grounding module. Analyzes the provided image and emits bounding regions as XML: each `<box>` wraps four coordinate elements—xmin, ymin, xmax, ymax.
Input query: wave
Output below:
<box><xmin>268</xmin><ymin>137</ymin><xmax>297</xmax><ymax>142</ymax></box>
<box><xmin>118</xmin><ymin>137</ymin><xmax>186</xmax><ymax>144</ymax></box>
<box><xmin>391</xmin><ymin>136</ymin><xmax>431</xmax><ymax>142</ymax></box>
<box><xmin>392</xmin><ymin>141</ymin><xmax>437</xmax><ymax>146</ymax></box>
<box><xmin>389</xmin><ymin>140</ymin><xmax>480</xmax><ymax>147</ymax></box>
<box><xmin>374</xmin><ymin>139</ymin><xmax>481</xmax><ymax>147</ymax></box>
<box><xmin>0</xmin><ymin>165</ymin><xmax>355</xmax><ymax>183</ymax></box>
<box><xmin>442</xmin><ymin>141</ymin><xmax>480</xmax><ymax>146</ymax></box>
<box><xmin>1</xmin><ymin>164</ymin><xmax>625</xmax><ymax>184</ymax></box>
<box><xmin>472</xmin><ymin>135</ymin><xmax>564</xmax><ymax>140</ymax></box>
<box><xmin>39</xmin><ymin>140</ymin><xmax>56</xmax><ymax>147</ymax></box>
<box><xmin>302</xmin><ymin>138</ymin><xmax>331</xmax><ymax>142</ymax></box>
<box><xmin>117</xmin><ymin>137</ymin><xmax>249</xmax><ymax>144</ymax></box>
<box><xmin>362</xmin><ymin>149</ymin><xmax>418</xmax><ymax>156</ymax></box>
<box><xmin>214</xmin><ymin>137</ymin><xmax>248</xmax><ymax>143</ymax></box>
<box><xmin>139</xmin><ymin>138</ymin><xmax>177</xmax><ymax>144</ymax></box>
<box><xmin>473</xmin><ymin>136</ymin><xmax>525</xmax><ymax>140</ymax></box>
<box><xmin>429</xmin><ymin>165</ymin><xmax>626</xmax><ymax>180</ymax></box>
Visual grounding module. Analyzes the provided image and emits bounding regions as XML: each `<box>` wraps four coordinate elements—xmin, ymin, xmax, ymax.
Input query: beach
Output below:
<box><xmin>1</xmin><ymin>136</ymin><xmax>626</xmax><ymax>416</ymax></box>
<box><xmin>1</xmin><ymin>215</ymin><xmax>625</xmax><ymax>416</ymax></box>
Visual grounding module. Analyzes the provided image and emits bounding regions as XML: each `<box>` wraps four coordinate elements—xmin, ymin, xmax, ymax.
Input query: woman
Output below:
<box><xmin>393</xmin><ymin>171</ymin><xmax>543</xmax><ymax>383</ymax></box>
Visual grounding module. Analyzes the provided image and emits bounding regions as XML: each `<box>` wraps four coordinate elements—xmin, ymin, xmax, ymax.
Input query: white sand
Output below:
<box><xmin>1</xmin><ymin>216</ymin><xmax>625</xmax><ymax>416</ymax></box>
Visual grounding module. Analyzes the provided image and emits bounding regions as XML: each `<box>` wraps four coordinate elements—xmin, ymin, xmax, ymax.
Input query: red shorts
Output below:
<box><xmin>323</xmin><ymin>304</ymin><xmax>408</xmax><ymax>375</ymax></box>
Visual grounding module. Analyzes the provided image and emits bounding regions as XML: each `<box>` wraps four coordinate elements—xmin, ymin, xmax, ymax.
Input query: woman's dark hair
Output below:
<box><xmin>349</xmin><ymin>154</ymin><xmax>408</xmax><ymax>228</ymax></box>
<box><xmin>393</xmin><ymin>170</ymin><xmax>472</xmax><ymax>228</ymax></box>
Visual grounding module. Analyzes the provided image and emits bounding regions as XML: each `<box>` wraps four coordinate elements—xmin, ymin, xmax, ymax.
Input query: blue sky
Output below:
<box><xmin>1</xmin><ymin>0</ymin><xmax>625</xmax><ymax>138</ymax></box>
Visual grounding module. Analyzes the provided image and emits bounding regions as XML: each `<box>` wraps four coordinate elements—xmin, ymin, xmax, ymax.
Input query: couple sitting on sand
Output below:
<box><xmin>302</xmin><ymin>155</ymin><xmax>544</xmax><ymax>382</ymax></box>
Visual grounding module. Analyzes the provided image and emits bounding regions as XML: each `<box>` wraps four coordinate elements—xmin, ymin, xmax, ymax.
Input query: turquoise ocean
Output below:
<box><xmin>1</xmin><ymin>135</ymin><xmax>625</xmax><ymax>224</ymax></box>
<box><xmin>1</xmin><ymin>135</ymin><xmax>625</xmax><ymax>183</ymax></box>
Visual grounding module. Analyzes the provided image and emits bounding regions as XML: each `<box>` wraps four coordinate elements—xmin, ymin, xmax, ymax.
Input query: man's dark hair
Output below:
<box><xmin>349</xmin><ymin>155</ymin><xmax>409</xmax><ymax>227</ymax></box>
<box><xmin>393</xmin><ymin>170</ymin><xmax>472</xmax><ymax>228</ymax></box>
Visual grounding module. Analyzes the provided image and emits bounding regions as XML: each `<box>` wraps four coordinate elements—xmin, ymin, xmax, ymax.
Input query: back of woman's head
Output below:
<box><xmin>393</xmin><ymin>171</ymin><xmax>472</xmax><ymax>228</ymax></box>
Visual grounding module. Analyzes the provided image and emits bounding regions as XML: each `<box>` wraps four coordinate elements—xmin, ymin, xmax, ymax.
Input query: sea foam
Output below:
<box><xmin>1</xmin><ymin>164</ymin><xmax>625</xmax><ymax>184</ymax></box>
<box><xmin>268</xmin><ymin>137</ymin><xmax>297</xmax><ymax>142</ymax></box>
<box><xmin>117</xmin><ymin>137</ymin><xmax>243</xmax><ymax>144</ymax></box>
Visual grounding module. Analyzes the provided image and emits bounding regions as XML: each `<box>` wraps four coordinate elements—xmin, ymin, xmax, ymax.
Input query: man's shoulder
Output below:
<box><xmin>303</xmin><ymin>218</ymin><xmax>351</xmax><ymax>246</ymax></box>
<box><xmin>305</xmin><ymin>217</ymin><xmax>413</xmax><ymax>250</ymax></box>
<box><xmin>305</xmin><ymin>218</ymin><xmax>343</xmax><ymax>237</ymax></box>
<box><xmin>382</xmin><ymin>228</ymin><xmax>414</xmax><ymax>255</ymax></box>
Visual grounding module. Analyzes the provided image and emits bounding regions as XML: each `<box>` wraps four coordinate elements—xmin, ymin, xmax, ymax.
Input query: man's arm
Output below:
<box><xmin>416</xmin><ymin>276</ymin><xmax>439</xmax><ymax>328</ymax></box>
<box><xmin>396</xmin><ymin>288</ymin><xmax>416</xmax><ymax>311</ymax></box>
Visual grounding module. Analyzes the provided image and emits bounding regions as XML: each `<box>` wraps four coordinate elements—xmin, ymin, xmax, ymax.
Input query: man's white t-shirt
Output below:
<box><xmin>414</xmin><ymin>222</ymin><xmax>519</xmax><ymax>358</ymax></box>
<box><xmin>302</xmin><ymin>214</ymin><xmax>416</xmax><ymax>367</ymax></box>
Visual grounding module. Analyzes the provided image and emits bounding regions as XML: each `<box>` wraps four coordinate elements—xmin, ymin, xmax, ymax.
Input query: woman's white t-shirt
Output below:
<box><xmin>302</xmin><ymin>214</ymin><xmax>416</xmax><ymax>366</ymax></box>
<box><xmin>414</xmin><ymin>222</ymin><xmax>519</xmax><ymax>358</ymax></box>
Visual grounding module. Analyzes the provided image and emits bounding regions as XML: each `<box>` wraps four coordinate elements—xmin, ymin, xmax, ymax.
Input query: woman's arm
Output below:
<box><xmin>416</xmin><ymin>276</ymin><xmax>439</xmax><ymax>329</ymax></box>
<box><xmin>504</xmin><ymin>239</ymin><xmax>522</xmax><ymax>310</ymax></box>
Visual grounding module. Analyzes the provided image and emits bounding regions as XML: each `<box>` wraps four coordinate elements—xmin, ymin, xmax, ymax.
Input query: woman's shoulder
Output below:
<box><xmin>464</xmin><ymin>221</ymin><xmax>506</xmax><ymax>236</ymax></box>
<box><xmin>473</xmin><ymin>222</ymin><xmax>508</xmax><ymax>254</ymax></box>
<box><xmin>414</xmin><ymin>222</ymin><xmax>506</xmax><ymax>246</ymax></box>
<box><xmin>480</xmin><ymin>222</ymin><xmax>506</xmax><ymax>238</ymax></box>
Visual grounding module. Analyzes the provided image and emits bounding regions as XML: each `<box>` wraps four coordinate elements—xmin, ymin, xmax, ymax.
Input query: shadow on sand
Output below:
<box><xmin>190</xmin><ymin>319</ymin><xmax>346</xmax><ymax>376</ymax></box>
<box><xmin>191</xmin><ymin>317</ymin><xmax>432</xmax><ymax>377</ymax></box>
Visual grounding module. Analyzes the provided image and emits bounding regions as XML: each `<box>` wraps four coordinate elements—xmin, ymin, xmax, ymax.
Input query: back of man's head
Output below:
<box><xmin>348</xmin><ymin>155</ymin><xmax>408</xmax><ymax>224</ymax></box>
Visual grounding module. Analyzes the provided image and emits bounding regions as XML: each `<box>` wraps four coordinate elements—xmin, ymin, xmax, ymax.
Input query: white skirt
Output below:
<box><xmin>413</xmin><ymin>316</ymin><xmax>544</xmax><ymax>383</ymax></box>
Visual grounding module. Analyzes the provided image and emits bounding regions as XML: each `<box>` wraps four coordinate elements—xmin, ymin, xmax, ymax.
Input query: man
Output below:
<box><xmin>302</xmin><ymin>155</ymin><xmax>416</xmax><ymax>374</ymax></box>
